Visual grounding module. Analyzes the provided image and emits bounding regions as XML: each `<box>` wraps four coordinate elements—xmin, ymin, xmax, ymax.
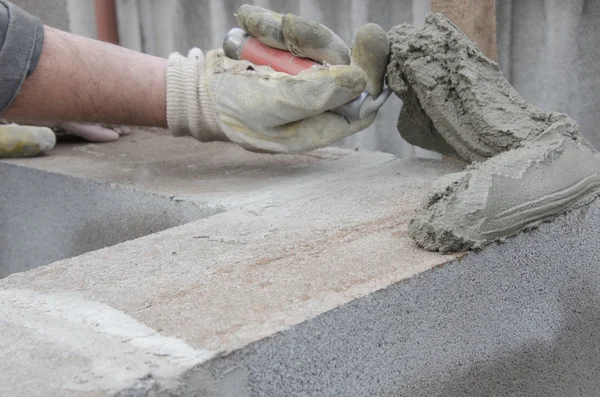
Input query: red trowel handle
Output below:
<box><xmin>223</xmin><ymin>27</ymin><xmax>319</xmax><ymax>75</ymax></box>
<box><xmin>222</xmin><ymin>27</ymin><xmax>391</xmax><ymax>120</ymax></box>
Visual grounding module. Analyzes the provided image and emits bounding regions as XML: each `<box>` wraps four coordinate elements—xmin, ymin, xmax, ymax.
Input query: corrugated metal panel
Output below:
<box><xmin>11</xmin><ymin>0</ymin><xmax>70</xmax><ymax>31</ymax></box>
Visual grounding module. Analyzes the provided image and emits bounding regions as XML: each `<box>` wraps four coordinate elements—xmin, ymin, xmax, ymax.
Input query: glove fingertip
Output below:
<box><xmin>331</xmin><ymin>64</ymin><xmax>367</xmax><ymax>96</ymax></box>
<box><xmin>236</xmin><ymin>4</ymin><xmax>266</xmax><ymax>30</ymax></box>
<box><xmin>297</xmin><ymin>64</ymin><xmax>366</xmax><ymax>99</ymax></box>
<box><xmin>0</xmin><ymin>124</ymin><xmax>56</xmax><ymax>158</ymax></box>
<box><xmin>60</xmin><ymin>122</ymin><xmax>120</xmax><ymax>142</ymax></box>
<box><xmin>351</xmin><ymin>23</ymin><xmax>390</xmax><ymax>96</ymax></box>
<box><xmin>281</xmin><ymin>13</ymin><xmax>350</xmax><ymax>65</ymax></box>
<box><xmin>30</xmin><ymin>126</ymin><xmax>57</xmax><ymax>151</ymax></box>
<box><xmin>236</xmin><ymin>4</ymin><xmax>287</xmax><ymax>50</ymax></box>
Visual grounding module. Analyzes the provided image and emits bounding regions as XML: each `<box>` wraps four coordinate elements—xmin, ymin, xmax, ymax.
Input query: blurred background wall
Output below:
<box><xmin>12</xmin><ymin>0</ymin><xmax>600</xmax><ymax>157</ymax></box>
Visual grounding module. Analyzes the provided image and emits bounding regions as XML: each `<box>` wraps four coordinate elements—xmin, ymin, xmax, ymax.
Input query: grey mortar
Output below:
<box><xmin>386</xmin><ymin>13</ymin><xmax>600</xmax><ymax>252</ymax></box>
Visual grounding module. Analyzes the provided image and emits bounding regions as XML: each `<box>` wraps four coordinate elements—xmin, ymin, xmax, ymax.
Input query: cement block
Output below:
<box><xmin>0</xmin><ymin>164</ymin><xmax>224</xmax><ymax>277</ymax></box>
<box><xmin>1</xmin><ymin>130</ymin><xmax>599</xmax><ymax>396</ymax></box>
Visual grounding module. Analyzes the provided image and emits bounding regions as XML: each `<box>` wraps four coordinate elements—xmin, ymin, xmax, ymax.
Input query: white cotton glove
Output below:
<box><xmin>165</xmin><ymin>5</ymin><xmax>390</xmax><ymax>153</ymax></box>
<box><xmin>0</xmin><ymin>122</ymin><xmax>129</xmax><ymax>158</ymax></box>
<box><xmin>53</xmin><ymin>122</ymin><xmax>131</xmax><ymax>142</ymax></box>
<box><xmin>0</xmin><ymin>124</ymin><xmax>55</xmax><ymax>158</ymax></box>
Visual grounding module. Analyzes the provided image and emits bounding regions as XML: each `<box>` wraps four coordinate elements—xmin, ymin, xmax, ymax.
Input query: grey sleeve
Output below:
<box><xmin>0</xmin><ymin>0</ymin><xmax>44</xmax><ymax>113</ymax></box>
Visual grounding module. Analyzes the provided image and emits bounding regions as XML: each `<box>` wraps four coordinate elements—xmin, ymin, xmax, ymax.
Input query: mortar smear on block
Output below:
<box><xmin>387</xmin><ymin>13</ymin><xmax>600</xmax><ymax>252</ymax></box>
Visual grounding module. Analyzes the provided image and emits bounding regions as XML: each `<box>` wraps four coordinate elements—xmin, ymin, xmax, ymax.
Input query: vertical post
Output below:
<box><xmin>94</xmin><ymin>0</ymin><xmax>120</xmax><ymax>45</ymax></box>
<box><xmin>431</xmin><ymin>0</ymin><xmax>496</xmax><ymax>162</ymax></box>
<box><xmin>430</xmin><ymin>0</ymin><xmax>497</xmax><ymax>61</ymax></box>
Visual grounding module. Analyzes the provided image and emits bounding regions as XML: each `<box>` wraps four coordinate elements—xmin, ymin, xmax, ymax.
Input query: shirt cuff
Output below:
<box><xmin>0</xmin><ymin>0</ymin><xmax>45</xmax><ymax>113</ymax></box>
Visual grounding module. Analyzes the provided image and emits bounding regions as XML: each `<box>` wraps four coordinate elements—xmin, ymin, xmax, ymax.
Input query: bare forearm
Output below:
<box><xmin>3</xmin><ymin>25</ymin><xmax>168</xmax><ymax>128</ymax></box>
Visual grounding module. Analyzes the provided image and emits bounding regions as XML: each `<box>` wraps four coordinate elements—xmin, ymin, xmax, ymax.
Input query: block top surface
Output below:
<box><xmin>0</xmin><ymin>129</ymin><xmax>463</xmax><ymax>395</ymax></box>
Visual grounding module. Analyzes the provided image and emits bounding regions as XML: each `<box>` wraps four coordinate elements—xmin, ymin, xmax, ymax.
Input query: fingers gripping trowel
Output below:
<box><xmin>223</xmin><ymin>28</ymin><xmax>392</xmax><ymax>121</ymax></box>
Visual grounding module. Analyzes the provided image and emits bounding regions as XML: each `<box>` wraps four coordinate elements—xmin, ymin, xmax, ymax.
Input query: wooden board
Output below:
<box><xmin>431</xmin><ymin>0</ymin><xmax>497</xmax><ymax>61</ymax></box>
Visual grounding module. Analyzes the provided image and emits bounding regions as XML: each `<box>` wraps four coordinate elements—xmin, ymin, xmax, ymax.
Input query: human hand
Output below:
<box><xmin>165</xmin><ymin>4</ymin><xmax>390</xmax><ymax>153</ymax></box>
<box><xmin>0</xmin><ymin>122</ymin><xmax>129</xmax><ymax>158</ymax></box>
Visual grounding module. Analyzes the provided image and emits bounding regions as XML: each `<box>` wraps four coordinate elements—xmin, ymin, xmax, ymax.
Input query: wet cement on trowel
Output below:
<box><xmin>387</xmin><ymin>13</ymin><xmax>600</xmax><ymax>252</ymax></box>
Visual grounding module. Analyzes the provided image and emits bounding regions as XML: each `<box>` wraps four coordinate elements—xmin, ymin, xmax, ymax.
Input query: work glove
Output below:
<box><xmin>166</xmin><ymin>4</ymin><xmax>390</xmax><ymax>153</ymax></box>
<box><xmin>0</xmin><ymin>122</ymin><xmax>129</xmax><ymax>158</ymax></box>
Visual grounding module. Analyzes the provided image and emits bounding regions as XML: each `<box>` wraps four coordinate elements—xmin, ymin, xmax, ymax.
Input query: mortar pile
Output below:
<box><xmin>387</xmin><ymin>13</ymin><xmax>600</xmax><ymax>252</ymax></box>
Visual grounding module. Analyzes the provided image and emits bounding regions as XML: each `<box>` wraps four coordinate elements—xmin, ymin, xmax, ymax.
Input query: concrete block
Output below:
<box><xmin>0</xmin><ymin>164</ymin><xmax>224</xmax><ymax>277</ymax></box>
<box><xmin>1</xmin><ymin>130</ymin><xmax>599</xmax><ymax>396</ymax></box>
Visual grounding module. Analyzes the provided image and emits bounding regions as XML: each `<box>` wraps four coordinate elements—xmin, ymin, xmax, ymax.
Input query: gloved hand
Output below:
<box><xmin>0</xmin><ymin>122</ymin><xmax>129</xmax><ymax>158</ymax></box>
<box><xmin>166</xmin><ymin>4</ymin><xmax>390</xmax><ymax>153</ymax></box>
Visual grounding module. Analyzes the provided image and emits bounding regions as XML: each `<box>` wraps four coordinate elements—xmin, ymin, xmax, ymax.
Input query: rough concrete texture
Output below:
<box><xmin>0</xmin><ymin>164</ymin><xmax>224</xmax><ymax>277</ymax></box>
<box><xmin>0</xmin><ymin>130</ymin><xmax>462</xmax><ymax>396</ymax></box>
<box><xmin>200</xmin><ymin>201</ymin><xmax>600</xmax><ymax>397</ymax></box>
<box><xmin>1</xmin><ymin>131</ymin><xmax>600</xmax><ymax>396</ymax></box>
<box><xmin>387</xmin><ymin>13</ymin><xmax>600</xmax><ymax>252</ymax></box>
